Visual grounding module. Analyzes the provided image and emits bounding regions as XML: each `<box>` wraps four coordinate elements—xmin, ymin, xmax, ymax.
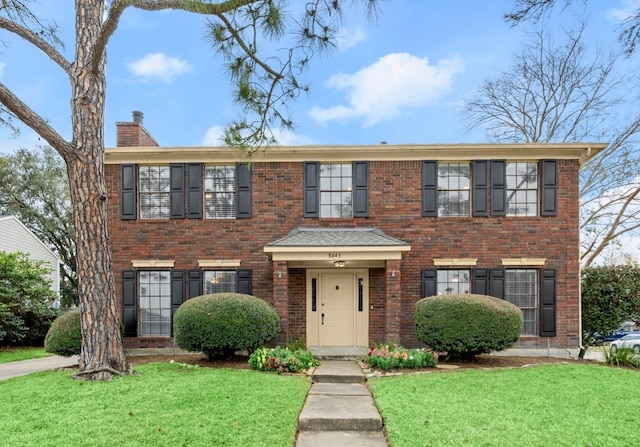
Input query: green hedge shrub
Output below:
<box><xmin>44</xmin><ymin>308</ymin><xmax>81</xmax><ymax>357</ymax></box>
<box><xmin>174</xmin><ymin>293</ymin><xmax>280</xmax><ymax>360</ymax></box>
<box><xmin>414</xmin><ymin>294</ymin><xmax>522</xmax><ymax>359</ymax></box>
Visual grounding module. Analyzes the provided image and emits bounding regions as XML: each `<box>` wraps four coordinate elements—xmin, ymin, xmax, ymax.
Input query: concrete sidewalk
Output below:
<box><xmin>296</xmin><ymin>360</ymin><xmax>387</xmax><ymax>447</ymax></box>
<box><xmin>0</xmin><ymin>355</ymin><xmax>79</xmax><ymax>380</ymax></box>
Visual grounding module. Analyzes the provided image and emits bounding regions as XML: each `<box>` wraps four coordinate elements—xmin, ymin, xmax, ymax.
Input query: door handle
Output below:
<box><xmin>321</xmin><ymin>313</ymin><xmax>325</xmax><ymax>325</ymax></box>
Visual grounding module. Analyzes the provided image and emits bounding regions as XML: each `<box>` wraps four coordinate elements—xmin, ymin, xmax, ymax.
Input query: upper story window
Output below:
<box><xmin>121</xmin><ymin>163</ymin><xmax>251</xmax><ymax>221</ymax></box>
<box><xmin>139</xmin><ymin>166</ymin><xmax>170</xmax><ymax>219</ymax></box>
<box><xmin>304</xmin><ymin>161</ymin><xmax>368</xmax><ymax>219</ymax></box>
<box><xmin>506</xmin><ymin>162</ymin><xmax>538</xmax><ymax>217</ymax></box>
<box><xmin>204</xmin><ymin>165</ymin><xmax>236</xmax><ymax>219</ymax></box>
<box><xmin>423</xmin><ymin>159</ymin><xmax>557</xmax><ymax>218</ymax></box>
<box><xmin>438</xmin><ymin>163</ymin><xmax>470</xmax><ymax>217</ymax></box>
<box><xmin>320</xmin><ymin>163</ymin><xmax>353</xmax><ymax>218</ymax></box>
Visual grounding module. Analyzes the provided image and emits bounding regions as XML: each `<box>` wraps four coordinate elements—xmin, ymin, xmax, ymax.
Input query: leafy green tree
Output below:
<box><xmin>0</xmin><ymin>251</ymin><xmax>58</xmax><ymax>346</ymax></box>
<box><xmin>581</xmin><ymin>265</ymin><xmax>640</xmax><ymax>347</ymax></box>
<box><xmin>0</xmin><ymin>1</ymin><xmax>381</xmax><ymax>380</ymax></box>
<box><xmin>0</xmin><ymin>146</ymin><xmax>77</xmax><ymax>307</ymax></box>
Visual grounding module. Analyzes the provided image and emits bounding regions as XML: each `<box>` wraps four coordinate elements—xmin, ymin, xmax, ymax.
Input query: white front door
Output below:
<box><xmin>306</xmin><ymin>270</ymin><xmax>369</xmax><ymax>347</ymax></box>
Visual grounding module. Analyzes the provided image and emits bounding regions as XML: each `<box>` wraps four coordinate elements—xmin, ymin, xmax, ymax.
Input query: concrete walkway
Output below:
<box><xmin>296</xmin><ymin>360</ymin><xmax>387</xmax><ymax>447</ymax></box>
<box><xmin>0</xmin><ymin>355</ymin><xmax>79</xmax><ymax>380</ymax></box>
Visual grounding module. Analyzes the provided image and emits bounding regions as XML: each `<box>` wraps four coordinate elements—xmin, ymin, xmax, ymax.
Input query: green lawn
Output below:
<box><xmin>0</xmin><ymin>346</ymin><xmax>48</xmax><ymax>363</ymax></box>
<box><xmin>369</xmin><ymin>364</ymin><xmax>639</xmax><ymax>447</ymax></box>
<box><xmin>0</xmin><ymin>362</ymin><xmax>310</xmax><ymax>446</ymax></box>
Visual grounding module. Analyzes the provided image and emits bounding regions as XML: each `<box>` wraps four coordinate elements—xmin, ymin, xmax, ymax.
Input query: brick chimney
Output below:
<box><xmin>116</xmin><ymin>111</ymin><xmax>160</xmax><ymax>147</ymax></box>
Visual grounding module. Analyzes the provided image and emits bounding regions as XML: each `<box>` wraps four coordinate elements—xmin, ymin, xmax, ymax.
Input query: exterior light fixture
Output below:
<box><xmin>334</xmin><ymin>260</ymin><xmax>346</xmax><ymax>268</ymax></box>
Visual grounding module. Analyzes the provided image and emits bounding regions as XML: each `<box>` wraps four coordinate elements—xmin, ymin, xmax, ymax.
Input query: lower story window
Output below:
<box><xmin>204</xmin><ymin>271</ymin><xmax>237</xmax><ymax>294</ymax></box>
<box><xmin>437</xmin><ymin>270</ymin><xmax>470</xmax><ymax>295</ymax></box>
<box><xmin>139</xmin><ymin>271</ymin><xmax>171</xmax><ymax>336</ymax></box>
<box><xmin>505</xmin><ymin>269</ymin><xmax>538</xmax><ymax>335</ymax></box>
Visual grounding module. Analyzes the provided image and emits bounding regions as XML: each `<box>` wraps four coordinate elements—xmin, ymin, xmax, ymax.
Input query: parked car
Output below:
<box><xmin>610</xmin><ymin>334</ymin><xmax>640</xmax><ymax>353</ymax></box>
<box><xmin>592</xmin><ymin>330</ymin><xmax>635</xmax><ymax>343</ymax></box>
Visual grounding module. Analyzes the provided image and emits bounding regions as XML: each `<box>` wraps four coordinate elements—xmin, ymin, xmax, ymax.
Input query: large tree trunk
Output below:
<box><xmin>68</xmin><ymin>0</ymin><xmax>128</xmax><ymax>380</ymax></box>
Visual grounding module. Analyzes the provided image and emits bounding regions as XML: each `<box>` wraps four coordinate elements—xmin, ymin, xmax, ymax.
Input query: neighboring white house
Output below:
<box><xmin>0</xmin><ymin>215</ymin><xmax>61</xmax><ymax>295</ymax></box>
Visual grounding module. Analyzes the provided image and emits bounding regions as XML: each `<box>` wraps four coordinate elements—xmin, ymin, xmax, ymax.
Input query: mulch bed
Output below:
<box><xmin>126</xmin><ymin>352</ymin><xmax>595</xmax><ymax>371</ymax></box>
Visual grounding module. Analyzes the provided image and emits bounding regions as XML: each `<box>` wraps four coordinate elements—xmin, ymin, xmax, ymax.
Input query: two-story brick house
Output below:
<box><xmin>105</xmin><ymin>112</ymin><xmax>605</xmax><ymax>353</ymax></box>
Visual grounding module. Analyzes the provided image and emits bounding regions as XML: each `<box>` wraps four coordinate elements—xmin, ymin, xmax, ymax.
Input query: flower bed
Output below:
<box><xmin>363</xmin><ymin>344</ymin><xmax>438</xmax><ymax>371</ymax></box>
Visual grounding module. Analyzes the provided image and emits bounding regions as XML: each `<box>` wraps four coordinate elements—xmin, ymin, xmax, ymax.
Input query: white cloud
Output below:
<box><xmin>335</xmin><ymin>26</ymin><xmax>367</xmax><ymax>51</ymax></box>
<box><xmin>607</xmin><ymin>0</ymin><xmax>640</xmax><ymax>22</ymax></box>
<box><xmin>308</xmin><ymin>53</ymin><xmax>464</xmax><ymax>127</ymax></box>
<box><xmin>200</xmin><ymin>126</ymin><xmax>316</xmax><ymax>146</ymax></box>
<box><xmin>126</xmin><ymin>53</ymin><xmax>193</xmax><ymax>83</ymax></box>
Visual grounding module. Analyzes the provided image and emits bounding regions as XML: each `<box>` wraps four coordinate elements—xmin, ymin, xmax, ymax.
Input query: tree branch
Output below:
<box><xmin>0</xmin><ymin>82</ymin><xmax>73</xmax><ymax>157</ymax></box>
<box><xmin>95</xmin><ymin>0</ymin><xmax>255</xmax><ymax>72</ymax></box>
<box><xmin>0</xmin><ymin>16</ymin><xmax>70</xmax><ymax>73</ymax></box>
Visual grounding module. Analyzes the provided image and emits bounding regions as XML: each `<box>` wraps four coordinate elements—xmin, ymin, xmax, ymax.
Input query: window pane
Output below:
<box><xmin>437</xmin><ymin>162</ymin><xmax>470</xmax><ymax>217</ymax></box>
<box><xmin>139</xmin><ymin>166</ymin><xmax>171</xmax><ymax>219</ymax></box>
<box><xmin>204</xmin><ymin>271</ymin><xmax>237</xmax><ymax>294</ymax></box>
<box><xmin>505</xmin><ymin>269</ymin><xmax>538</xmax><ymax>336</ymax></box>
<box><xmin>506</xmin><ymin>162</ymin><xmax>538</xmax><ymax>217</ymax></box>
<box><xmin>320</xmin><ymin>163</ymin><xmax>352</xmax><ymax>218</ymax></box>
<box><xmin>204</xmin><ymin>165</ymin><xmax>236</xmax><ymax>219</ymax></box>
<box><xmin>139</xmin><ymin>270</ymin><xmax>172</xmax><ymax>336</ymax></box>
<box><xmin>437</xmin><ymin>270</ymin><xmax>470</xmax><ymax>295</ymax></box>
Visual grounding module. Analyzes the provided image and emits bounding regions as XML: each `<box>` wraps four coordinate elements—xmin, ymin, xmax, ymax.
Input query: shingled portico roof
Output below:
<box><xmin>264</xmin><ymin>227</ymin><xmax>411</xmax><ymax>268</ymax></box>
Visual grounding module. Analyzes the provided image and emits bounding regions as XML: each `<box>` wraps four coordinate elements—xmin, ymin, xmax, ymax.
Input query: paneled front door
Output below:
<box><xmin>306</xmin><ymin>270</ymin><xmax>369</xmax><ymax>347</ymax></box>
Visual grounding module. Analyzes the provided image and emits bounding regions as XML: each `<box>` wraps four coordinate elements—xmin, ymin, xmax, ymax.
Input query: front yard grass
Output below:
<box><xmin>369</xmin><ymin>363</ymin><xmax>639</xmax><ymax>447</ymax></box>
<box><xmin>0</xmin><ymin>346</ymin><xmax>48</xmax><ymax>363</ymax></box>
<box><xmin>0</xmin><ymin>362</ymin><xmax>310</xmax><ymax>446</ymax></box>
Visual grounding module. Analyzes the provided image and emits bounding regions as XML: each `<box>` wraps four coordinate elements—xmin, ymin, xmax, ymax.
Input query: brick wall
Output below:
<box><xmin>107</xmin><ymin>158</ymin><xmax>581</xmax><ymax>350</ymax></box>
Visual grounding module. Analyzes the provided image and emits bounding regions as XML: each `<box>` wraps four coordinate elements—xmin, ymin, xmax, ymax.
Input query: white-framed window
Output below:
<box><xmin>506</xmin><ymin>162</ymin><xmax>538</xmax><ymax>216</ymax></box>
<box><xmin>505</xmin><ymin>269</ymin><xmax>538</xmax><ymax>335</ymax></box>
<box><xmin>138</xmin><ymin>271</ymin><xmax>171</xmax><ymax>336</ymax></box>
<box><xmin>320</xmin><ymin>163</ymin><xmax>352</xmax><ymax>218</ymax></box>
<box><xmin>204</xmin><ymin>165</ymin><xmax>236</xmax><ymax>219</ymax></box>
<box><xmin>139</xmin><ymin>166</ymin><xmax>170</xmax><ymax>219</ymax></box>
<box><xmin>437</xmin><ymin>270</ymin><xmax>470</xmax><ymax>295</ymax></box>
<box><xmin>204</xmin><ymin>271</ymin><xmax>237</xmax><ymax>294</ymax></box>
<box><xmin>438</xmin><ymin>162</ymin><xmax>470</xmax><ymax>217</ymax></box>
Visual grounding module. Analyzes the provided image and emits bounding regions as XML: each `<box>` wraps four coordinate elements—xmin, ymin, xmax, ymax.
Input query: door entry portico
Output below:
<box><xmin>306</xmin><ymin>270</ymin><xmax>368</xmax><ymax>347</ymax></box>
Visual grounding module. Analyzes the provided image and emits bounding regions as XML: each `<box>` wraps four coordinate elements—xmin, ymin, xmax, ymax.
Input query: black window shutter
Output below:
<box><xmin>236</xmin><ymin>163</ymin><xmax>252</xmax><ymax>218</ymax></box>
<box><xmin>170</xmin><ymin>163</ymin><xmax>185</xmax><ymax>218</ymax></box>
<box><xmin>472</xmin><ymin>160</ymin><xmax>488</xmax><ymax>216</ymax></box>
<box><xmin>422</xmin><ymin>161</ymin><xmax>438</xmax><ymax>217</ymax></box>
<box><xmin>473</xmin><ymin>269</ymin><xmax>488</xmax><ymax>295</ymax></box>
<box><xmin>540</xmin><ymin>269</ymin><xmax>557</xmax><ymax>336</ymax></box>
<box><xmin>491</xmin><ymin>160</ymin><xmax>506</xmax><ymax>216</ymax></box>
<box><xmin>237</xmin><ymin>270</ymin><xmax>252</xmax><ymax>295</ymax></box>
<box><xmin>353</xmin><ymin>161</ymin><xmax>369</xmax><ymax>217</ymax></box>
<box><xmin>121</xmin><ymin>164</ymin><xmax>137</xmax><ymax>220</ymax></box>
<box><xmin>122</xmin><ymin>270</ymin><xmax>137</xmax><ymax>337</ymax></box>
<box><xmin>170</xmin><ymin>270</ymin><xmax>185</xmax><ymax>336</ymax></box>
<box><xmin>490</xmin><ymin>269</ymin><xmax>505</xmax><ymax>299</ymax></box>
<box><xmin>304</xmin><ymin>162</ymin><xmax>319</xmax><ymax>218</ymax></box>
<box><xmin>541</xmin><ymin>160</ymin><xmax>558</xmax><ymax>216</ymax></box>
<box><xmin>421</xmin><ymin>269</ymin><xmax>437</xmax><ymax>298</ymax></box>
<box><xmin>187</xmin><ymin>163</ymin><xmax>203</xmax><ymax>219</ymax></box>
<box><xmin>188</xmin><ymin>270</ymin><xmax>202</xmax><ymax>298</ymax></box>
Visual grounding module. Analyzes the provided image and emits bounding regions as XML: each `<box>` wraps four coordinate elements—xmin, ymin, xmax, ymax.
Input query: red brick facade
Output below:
<box><xmin>106</xmin><ymin>116</ymin><xmax>603</xmax><ymax>352</ymax></box>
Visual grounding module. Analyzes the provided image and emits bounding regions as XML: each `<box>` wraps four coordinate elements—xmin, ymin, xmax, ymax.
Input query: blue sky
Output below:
<box><xmin>0</xmin><ymin>0</ymin><xmax>636</xmax><ymax>151</ymax></box>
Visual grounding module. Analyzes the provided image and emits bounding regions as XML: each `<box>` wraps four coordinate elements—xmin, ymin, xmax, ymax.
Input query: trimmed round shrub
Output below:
<box><xmin>174</xmin><ymin>293</ymin><xmax>280</xmax><ymax>360</ymax></box>
<box><xmin>414</xmin><ymin>294</ymin><xmax>523</xmax><ymax>359</ymax></box>
<box><xmin>44</xmin><ymin>308</ymin><xmax>82</xmax><ymax>357</ymax></box>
